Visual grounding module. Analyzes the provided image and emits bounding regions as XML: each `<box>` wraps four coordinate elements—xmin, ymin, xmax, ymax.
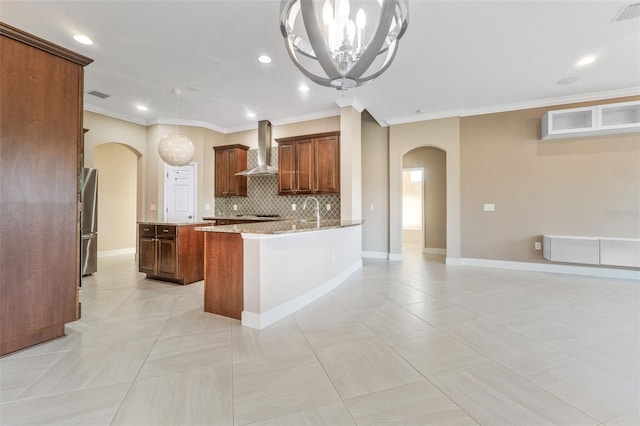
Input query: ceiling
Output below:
<box><xmin>2</xmin><ymin>1</ymin><xmax>639</xmax><ymax>133</ymax></box>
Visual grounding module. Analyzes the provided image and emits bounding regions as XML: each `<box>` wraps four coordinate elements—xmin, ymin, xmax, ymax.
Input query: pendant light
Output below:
<box><xmin>280</xmin><ymin>0</ymin><xmax>408</xmax><ymax>90</ymax></box>
<box><xmin>158</xmin><ymin>88</ymin><xmax>195</xmax><ymax>167</ymax></box>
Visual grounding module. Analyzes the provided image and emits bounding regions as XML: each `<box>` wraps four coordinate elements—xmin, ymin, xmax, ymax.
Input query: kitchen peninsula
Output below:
<box><xmin>196</xmin><ymin>220</ymin><xmax>363</xmax><ymax>329</ymax></box>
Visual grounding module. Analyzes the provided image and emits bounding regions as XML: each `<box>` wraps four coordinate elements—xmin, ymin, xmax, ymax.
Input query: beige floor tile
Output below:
<box><xmin>552</xmin><ymin>337</ymin><xmax>640</xmax><ymax>385</ymax></box>
<box><xmin>232</xmin><ymin>316</ymin><xmax>311</xmax><ymax>363</ymax></box>
<box><xmin>106</xmin><ymin>293</ymin><xmax>178</xmax><ymax>321</ymax></box>
<box><xmin>233</xmin><ymin>350</ymin><xmax>340</xmax><ymax>425</ymax></box>
<box><xmin>19</xmin><ymin>339</ymin><xmax>154</xmax><ymax>399</ymax></box>
<box><xmin>159</xmin><ymin>306</ymin><xmax>236</xmax><ymax>338</ymax></box>
<box><xmin>430</xmin><ymin>363</ymin><xmax>598</xmax><ymax>426</ymax></box>
<box><xmin>315</xmin><ymin>336</ymin><xmax>423</xmax><ymax>399</ymax></box>
<box><xmin>298</xmin><ymin>314</ymin><xmax>375</xmax><ymax>350</ymax></box>
<box><xmin>438</xmin><ymin>318</ymin><xmax>540</xmax><ymax>360</ymax></box>
<box><xmin>345</xmin><ymin>380</ymin><xmax>479</xmax><ymax>425</ymax></box>
<box><xmin>112</xmin><ymin>365</ymin><xmax>232</xmax><ymax>426</ymax></box>
<box><xmin>0</xmin><ymin>382</ymin><xmax>130</xmax><ymax>425</ymax></box>
<box><xmin>404</xmin><ymin>300</ymin><xmax>478</xmax><ymax>325</ymax></box>
<box><xmin>245</xmin><ymin>402</ymin><xmax>355</xmax><ymax>426</ymax></box>
<box><xmin>604</xmin><ymin>408</ymin><xmax>640</xmax><ymax>426</ymax></box>
<box><xmin>383</xmin><ymin>328</ymin><xmax>491</xmax><ymax>377</ymax></box>
<box><xmin>0</xmin><ymin>352</ymin><xmax>66</xmax><ymax>402</ymax></box>
<box><xmin>350</xmin><ymin>303</ymin><xmax>432</xmax><ymax>337</ymax></box>
<box><xmin>485</xmin><ymin>311</ymin><xmax>587</xmax><ymax>344</ymax></box>
<box><xmin>79</xmin><ymin>317</ymin><xmax>167</xmax><ymax>347</ymax></box>
<box><xmin>138</xmin><ymin>330</ymin><xmax>232</xmax><ymax>379</ymax></box>
<box><xmin>501</xmin><ymin>349</ymin><xmax>640</xmax><ymax>422</ymax></box>
<box><xmin>372</xmin><ymin>284</ymin><xmax>434</xmax><ymax>305</ymax></box>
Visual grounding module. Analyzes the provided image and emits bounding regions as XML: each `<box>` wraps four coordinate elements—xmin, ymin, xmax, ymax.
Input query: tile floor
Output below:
<box><xmin>1</xmin><ymin>247</ymin><xmax>639</xmax><ymax>425</ymax></box>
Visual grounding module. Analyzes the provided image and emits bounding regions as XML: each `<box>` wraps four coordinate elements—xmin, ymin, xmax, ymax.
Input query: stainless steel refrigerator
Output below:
<box><xmin>81</xmin><ymin>168</ymin><xmax>98</xmax><ymax>276</ymax></box>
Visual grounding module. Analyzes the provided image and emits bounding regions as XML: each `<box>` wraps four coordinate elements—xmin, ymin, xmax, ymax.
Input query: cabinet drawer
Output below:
<box><xmin>139</xmin><ymin>224</ymin><xmax>156</xmax><ymax>237</ymax></box>
<box><xmin>157</xmin><ymin>225</ymin><xmax>177</xmax><ymax>236</ymax></box>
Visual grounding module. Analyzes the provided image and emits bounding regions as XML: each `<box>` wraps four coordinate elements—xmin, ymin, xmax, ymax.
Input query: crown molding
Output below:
<box><xmin>335</xmin><ymin>97</ymin><xmax>365</xmax><ymax>112</ymax></box>
<box><xmin>386</xmin><ymin>87</ymin><xmax>640</xmax><ymax>125</ymax></box>
<box><xmin>147</xmin><ymin>117</ymin><xmax>227</xmax><ymax>134</ymax></box>
<box><xmin>83</xmin><ymin>104</ymin><xmax>148</xmax><ymax>126</ymax></box>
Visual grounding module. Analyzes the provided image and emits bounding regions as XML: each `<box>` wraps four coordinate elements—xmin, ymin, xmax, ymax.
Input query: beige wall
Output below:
<box><xmin>390</xmin><ymin>117</ymin><xmax>461</xmax><ymax>259</ymax></box>
<box><xmin>340</xmin><ymin>107</ymin><xmax>362</xmax><ymax>220</ymax></box>
<box><xmin>403</xmin><ymin>147</ymin><xmax>447</xmax><ymax>250</ymax></box>
<box><xmin>361</xmin><ymin>111</ymin><xmax>389</xmax><ymax>255</ymax></box>
<box><xmin>460</xmin><ymin>96</ymin><xmax>640</xmax><ymax>262</ymax></box>
<box><xmin>93</xmin><ymin>143</ymin><xmax>138</xmax><ymax>252</ymax></box>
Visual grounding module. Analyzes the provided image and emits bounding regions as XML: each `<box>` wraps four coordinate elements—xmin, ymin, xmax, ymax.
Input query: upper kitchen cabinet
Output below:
<box><xmin>276</xmin><ymin>132</ymin><xmax>340</xmax><ymax>195</ymax></box>
<box><xmin>214</xmin><ymin>144</ymin><xmax>249</xmax><ymax>197</ymax></box>
<box><xmin>0</xmin><ymin>23</ymin><xmax>93</xmax><ymax>355</ymax></box>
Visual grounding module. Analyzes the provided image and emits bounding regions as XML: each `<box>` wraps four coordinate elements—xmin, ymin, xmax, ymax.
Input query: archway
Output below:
<box><xmin>93</xmin><ymin>142</ymin><xmax>142</xmax><ymax>256</ymax></box>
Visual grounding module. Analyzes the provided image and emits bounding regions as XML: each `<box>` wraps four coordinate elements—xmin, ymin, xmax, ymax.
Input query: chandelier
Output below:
<box><xmin>280</xmin><ymin>0</ymin><xmax>408</xmax><ymax>90</ymax></box>
<box><xmin>158</xmin><ymin>88</ymin><xmax>195</xmax><ymax>167</ymax></box>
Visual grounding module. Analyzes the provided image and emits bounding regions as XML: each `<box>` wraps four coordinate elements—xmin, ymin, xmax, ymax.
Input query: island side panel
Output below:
<box><xmin>178</xmin><ymin>224</ymin><xmax>205</xmax><ymax>284</ymax></box>
<box><xmin>204</xmin><ymin>232</ymin><xmax>243</xmax><ymax>319</ymax></box>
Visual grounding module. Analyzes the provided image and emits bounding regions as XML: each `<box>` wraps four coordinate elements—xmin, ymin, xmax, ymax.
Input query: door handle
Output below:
<box><xmin>188</xmin><ymin>215</ymin><xmax>193</xmax><ymax>219</ymax></box>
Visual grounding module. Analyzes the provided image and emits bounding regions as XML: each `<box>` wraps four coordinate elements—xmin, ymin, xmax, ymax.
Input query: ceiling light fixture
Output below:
<box><xmin>158</xmin><ymin>89</ymin><xmax>195</xmax><ymax>167</ymax></box>
<box><xmin>73</xmin><ymin>34</ymin><xmax>93</xmax><ymax>45</ymax></box>
<box><xmin>299</xmin><ymin>84</ymin><xmax>310</xmax><ymax>92</ymax></box>
<box><xmin>136</xmin><ymin>105</ymin><xmax>148</xmax><ymax>111</ymax></box>
<box><xmin>258</xmin><ymin>55</ymin><xmax>272</xmax><ymax>64</ymax></box>
<box><xmin>280</xmin><ymin>0</ymin><xmax>409</xmax><ymax>91</ymax></box>
<box><xmin>576</xmin><ymin>55</ymin><xmax>596</xmax><ymax>67</ymax></box>
<box><xmin>247</xmin><ymin>112</ymin><xmax>256</xmax><ymax>118</ymax></box>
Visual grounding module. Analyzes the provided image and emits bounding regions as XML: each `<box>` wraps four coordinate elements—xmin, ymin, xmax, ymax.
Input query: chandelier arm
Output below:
<box><xmin>347</xmin><ymin>0</ymin><xmax>398</xmax><ymax>79</ymax></box>
<box><xmin>284</xmin><ymin>38</ymin><xmax>335</xmax><ymax>86</ymax></box>
<box><xmin>299</xmin><ymin>0</ymin><xmax>341</xmax><ymax>80</ymax></box>
<box><xmin>353</xmin><ymin>40</ymin><xmax>400</xmax><ymax>84</ymax></box>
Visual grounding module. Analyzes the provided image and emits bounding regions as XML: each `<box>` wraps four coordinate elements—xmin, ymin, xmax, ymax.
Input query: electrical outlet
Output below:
<box><xmin>483</xmin><ymin>203</ymin><xmax>495</xmax><ymax>212</ymax></box>
<box><xmin>204</xmin><ymin>204</ymin><xmax>211</xmax><ymax>211</ymax></box>
<box><xmin>326</xmin><ymin>204</ymin><xmax>331</xmax><ymax>211</ymax></box>
<box><xmin>150</xmin><ymin>204</ymin><xmax>157</xmax><ymax>211</ymax></box>
<box><xmin>369</xmin><ymin>203</ymin><xmax>374</xmax><ymax>211</ymax></box>
<box><xmin>233</xmin><ymin>204</ymin><xmax>237</xmax><ymax>211</ymax></box>
<box><xmin>292</xmin><ymin>204</ymin><xmax>296</xmax><ymax>211</ymax></box>
<box><xmin>534</xmin><ymin>241</ymin><xmax>542</xmax><ymax>250</ymax></box>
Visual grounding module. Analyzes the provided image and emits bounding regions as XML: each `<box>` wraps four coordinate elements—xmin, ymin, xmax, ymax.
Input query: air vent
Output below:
<box><xmin>613</xmin><ymin>3</ymin><xmax>640</xmax><ymax>22</ymax></box>
<box><xmin>86</xmin><ymin>90</ymin><xmax>110</xmax><ymax>99</ymax></box>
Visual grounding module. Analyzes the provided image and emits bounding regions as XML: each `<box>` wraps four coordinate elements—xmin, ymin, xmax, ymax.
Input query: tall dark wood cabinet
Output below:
<box><xmin>276</xmin><ymin>132</ymin><xmax>340</xmax><ymax>195</ymax></box>
<box><xmin>0</xmin><ymin>23</ymin><xmax>93</xmax><ymax>355</ymax></box>
<box><xmin>214</xmin><ymin>144</ymin><xmax>249</xmax><ymax>197</ymax></box>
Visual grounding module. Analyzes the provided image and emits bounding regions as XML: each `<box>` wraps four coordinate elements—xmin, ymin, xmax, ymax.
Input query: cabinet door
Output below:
<box><xmin>296</xmin><ymin>138</ymin><xmax>314</xmax><ymax>194</ymax></box>
<box><xmin>214</xmin><ymin>149</ymin><xmax>229</xmax><ymax>196</ymax></box>
<box><xmin>278</xmin><ymin>143</ymin><xmax>296</xmax><ymax>194</ymax></box>
<box><xmin>157</xmin><ymin>237</ymin><xmax>177</xmax><ymax>277</ymax></box>
<box><xmin>139</xmin><ymin>236</ymin><xmax>157</xmax><ymax>274</ymax></box>
<box><xmin>230</xmin><ymin>148</ymin><xmax>248</xmax><ymax>196</ymax></box>
<box><xmin>314</xmin><ymin>135</ymin><xmax>339</xmax><ymax>193</ymax></box>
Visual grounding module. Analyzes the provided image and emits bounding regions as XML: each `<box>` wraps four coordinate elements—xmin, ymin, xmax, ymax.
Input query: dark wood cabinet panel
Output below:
<box><xmin>214</xmin><ymin>145</ymin><xmax>249</xmax><ymax>197</ymax></box>
<box><xmin>276</xmin><ymin>132</ymin><xmax>340</xmax><ymax>195</ymax></box>
<box><xmin>137</xmin><ymin>223</ymin><xmax>205</xmax><ymax>285</ymax></box>
<box><xmin>0</xmin><ymin>23</ymin><xmax>92</xmax><ymax>356</ymax></box>
<box><xmin>204</xmin><ymin>232</ymin><xmax>244</xmax><ymax>320</ymax></box>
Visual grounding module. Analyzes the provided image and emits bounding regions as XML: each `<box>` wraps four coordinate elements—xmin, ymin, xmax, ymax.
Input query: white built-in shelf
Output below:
<box><xmin>541</xmin><ymin>100</ymin><xmax>640</xmax><ymax>140</ymax></box>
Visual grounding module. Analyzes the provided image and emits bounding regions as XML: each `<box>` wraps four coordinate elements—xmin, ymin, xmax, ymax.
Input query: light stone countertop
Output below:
<box><xmin>195</xmin><ymin>219</ymin><xmax>363</xmax><ymax>235</ymax></box>
<box><xmin>138</xmin><ymin>221</ymin><xmax>213</xmax><ymax>226</ymax></box>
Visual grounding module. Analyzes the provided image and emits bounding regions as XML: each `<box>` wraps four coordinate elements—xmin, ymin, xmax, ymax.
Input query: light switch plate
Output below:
<box><xmin>484</xmin><ymin>203</ymin><xmax>495</xmax><ymax>211</ymax></box>
<box><xmin>150</xmin><ymin>204</ymin><xmax>157</xmax><ymax>211</ymax></box>
<box><xmin>204</xmin><ymin>204</ymin><xmax>211</xmax><ymax>211</ymax></box>
<box><xmin>292</xmin><ymin>204</ymin><xmax>296</xmax><ymax>211</ymax></box>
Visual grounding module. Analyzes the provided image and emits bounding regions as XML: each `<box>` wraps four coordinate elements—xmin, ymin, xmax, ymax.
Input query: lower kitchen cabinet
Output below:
<box><xmin>138</xmin><ymin>223</ymin><xmax>206</xmax><ymax>284</ymax></box>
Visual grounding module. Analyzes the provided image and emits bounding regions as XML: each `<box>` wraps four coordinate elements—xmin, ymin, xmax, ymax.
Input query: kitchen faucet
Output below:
<box><xmin>303</xmin><ymin>197</ymin><xmax>320</xmax><ymax>224</ymax></box>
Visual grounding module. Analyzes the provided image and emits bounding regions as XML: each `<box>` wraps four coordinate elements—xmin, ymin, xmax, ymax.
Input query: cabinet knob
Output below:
<box><xmin>163</xmin><ymin>229</ymin><xmax>169</xmax><ymax>233</ymax></box>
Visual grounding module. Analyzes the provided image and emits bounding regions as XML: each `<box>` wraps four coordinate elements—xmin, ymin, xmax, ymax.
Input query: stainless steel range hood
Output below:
<box><xmin>235</xmin><ymin>120</ymin><xmax>277</xmax><ymax>176</ymax></box>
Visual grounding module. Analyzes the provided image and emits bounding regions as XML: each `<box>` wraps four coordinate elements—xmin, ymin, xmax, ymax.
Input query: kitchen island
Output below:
<box><xmin>196</xmin><ymin>220</ymin><xmax>363</xmax><ymax>329</ymax></box>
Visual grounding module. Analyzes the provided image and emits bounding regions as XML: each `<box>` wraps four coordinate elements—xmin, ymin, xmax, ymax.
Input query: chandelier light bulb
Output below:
<box><xmin>280</xmin><ymin>0</ymin><xmax>408</xmax><ymax>91</ymax></box>
<box><xmin>158</xmin><ymin>88</ymin><xmax>195</xmax><ymax>167</ymax></box>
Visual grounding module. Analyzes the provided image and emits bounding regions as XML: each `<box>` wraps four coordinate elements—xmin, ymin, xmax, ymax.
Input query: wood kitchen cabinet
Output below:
<box><xmin>276</xmin><ymin>132</ymin><xmax>340</xmax><ymax>195</ymax></box>
<box><xmin>0</xmin><ymin>24</ymin><xmax>92</xmax><ymax>355</ymax></box>
<box><xmin>138</xmin><ymin>223</ymin><xmax>206</xmax><ymax>284</ymax></box>
<box><xmin>214</xmin><ymin>144</ymin><xmax>249</xmax><ymax>197</ymax></box>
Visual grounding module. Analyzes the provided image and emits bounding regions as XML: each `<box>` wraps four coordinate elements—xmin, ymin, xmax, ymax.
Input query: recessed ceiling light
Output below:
<box><xmin>247</xmin><ymin>112</ymin><xmax>256</xmax><ymax>118</ymax></box>
<box><xmin>73</xmin><ymin>34</ymin><xmax>93</xmax><ymax>45</ymax></box>
<box><xmin>136</xmin><ymin>105</ymin><xmax>148</xmax><ymax>111</ymax></box>
<box><xmin>298</xmin><ymin>84</ymin><xmax>309</xmax><ymax>92</ymax></box>
<box><xmin>575</xmin><ymin>55</ymin><xmax>596</xmax><ymax>67</ymax></box>
<box><xmin>257</xmin><ymin>55</ymin><xmax>272</xmax><ymax>64</ymax></box>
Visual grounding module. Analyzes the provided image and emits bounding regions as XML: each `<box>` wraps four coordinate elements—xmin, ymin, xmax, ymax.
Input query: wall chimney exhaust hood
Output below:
<box><xmin>236</xmin><ymin>120</ymin><xmax>278</xmax><ymax>176</ymax></box>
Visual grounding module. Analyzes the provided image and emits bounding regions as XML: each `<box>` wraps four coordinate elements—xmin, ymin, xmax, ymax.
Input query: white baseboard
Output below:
<box><xmin>98</xmin><ymin>247</ymin><xmax>136</xmax><ymax>258</ymax></box>
<box><xmin>241</xmin><ymin>260</ymin><xmax>363</xmax><ymax>330</ymax></box>
<box><xmin>362</xmin><ymin>251</ymin><xmax>389</xmax><ymax>259</ymax></box>
<box><xmin>389</xmin><ymin>253</ymin><xmax>403</xmax><ymax>261</ymax></box>
<box><xmin>424</xmin><ymin>248</ymin><xmax>447</xmax><ymax>255</ymax></box>
<box><xmin>451</xmin><ymin>257</ymin><xmax>640</xmax><ymax>281</ymax></box>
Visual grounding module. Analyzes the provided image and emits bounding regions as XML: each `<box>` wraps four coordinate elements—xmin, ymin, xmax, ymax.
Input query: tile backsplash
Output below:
<box><xmin>214</xmin><ymin>148</ymin><xmax>341</xmax><ymax>220</ymax></box>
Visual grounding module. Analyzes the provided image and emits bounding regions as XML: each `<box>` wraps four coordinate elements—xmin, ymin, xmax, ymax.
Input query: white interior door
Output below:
<box><xmin>165</xmin><ymin>163</ymin><xmax>197</xmax><ymax>222</ymax></box>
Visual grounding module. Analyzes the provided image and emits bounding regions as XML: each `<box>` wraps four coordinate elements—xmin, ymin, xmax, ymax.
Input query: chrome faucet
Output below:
<box><xmin>303</xmin><ymin>197</ymin><xmax>320</xmax><ymax>224</ymax></box>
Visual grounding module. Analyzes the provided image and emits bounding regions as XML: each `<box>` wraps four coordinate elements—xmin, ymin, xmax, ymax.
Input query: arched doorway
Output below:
<box><xmin>402</xmin><ymin>147</ymin><xmax>447</xmax><ymax>256</ymax></box>
<box><xmin>93</xmin><ymin>142</ymin><xmax>142</xmax><ymax>256</ymax></box>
